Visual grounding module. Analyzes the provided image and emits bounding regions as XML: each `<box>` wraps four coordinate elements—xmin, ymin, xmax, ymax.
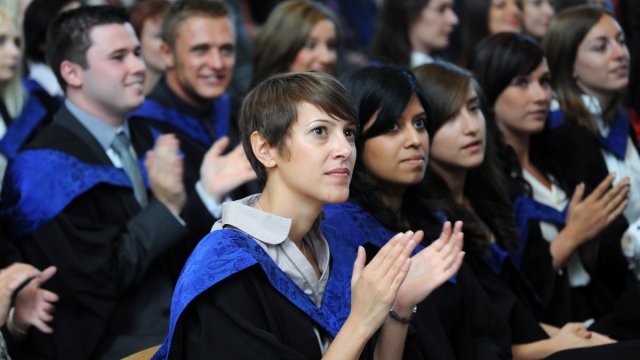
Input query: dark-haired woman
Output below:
<box><xmin>470</xmin><ymin>32</ymin><xmax>640</xmax><ymax>340</ymax></box>
<box><xmin>324</xmin><ymin>64</ymin><xmax>513</xmax><ymax>360</ymax></box>
<box><xmin>370</xmin><ymin>0</ymin><xmax>458</xmax><ymax>67</ymax></box>
<box><xmin>419</xmin><ymin>60</ymin><xmax>640</xmax><ymax>359</ymax></box>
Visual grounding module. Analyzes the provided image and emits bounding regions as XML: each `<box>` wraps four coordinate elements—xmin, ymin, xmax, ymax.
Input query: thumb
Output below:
<box><xmin>32</xmin><ymin>266</ymin><xmax>57</xmax><ymax>287</ymax></box>
<box><xmin>351</xmin><ymin>246</ymin><xmax>366</xmax><ymax>286</ymax></box>
<box><xmin>208</xmin><ymin>136</ymin><xmax>230</xmax><ymax>157</ymax></box>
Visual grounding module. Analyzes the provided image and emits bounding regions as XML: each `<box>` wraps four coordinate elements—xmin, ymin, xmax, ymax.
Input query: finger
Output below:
<box><xmin>411</xmin><ymin>230</ymin><xmax>424</xmax><ymax>247</ymax></box>
<box><xmin>434</xmin><ymin>222</ymin><xmax>452</xmax><ymax>252</ymax></box>
<box><xmin>208</xmin><ymin>136</ymin><xmax>231</xmax><ymax>157</ymax></box>
<box><xmin>368</xmin><ymin>233</ymin><xmax>403</xmax><ymax>270</ymax></box>
<box><xmin>32</xmin><ymin>318</ymin><xmax>53</xmax><ymax>334</ymax></box>
<box><xmin>351</xmin><ymin>246</ymin><xmax>366</xmax><ymax>286</ymax></box>
<box><xmin>591</xmin><ymin>173</ymin><xmax>616</xmax><ymax>199</ymax></box>
<box><xmin>569</xmin><ymin>183</ymin><xmax>586</xmax><ymax>209</ymax></box>
<box><xmin>378</xmin><ymin>232</ymin><xmax>414</xmax><ymax>275</ymax></box>
<box><xmin>31</xmin><ymin>266</ymin><xmax>57</xmax><ymax>287</ymax></box>
<box><xmin>607</xmin><ymin>199</ymin><xmax>628</xmax><ymax>223</ymax></box>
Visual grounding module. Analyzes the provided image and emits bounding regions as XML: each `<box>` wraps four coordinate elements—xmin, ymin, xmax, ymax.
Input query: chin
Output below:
<box><xmin>324</xmin><ymin>189</ymin><xmax>350</xmax><ymax>204</ymax></box>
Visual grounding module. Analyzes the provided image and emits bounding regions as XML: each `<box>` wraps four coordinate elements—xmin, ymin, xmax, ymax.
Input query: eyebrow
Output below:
<box><xmin>413</xmin><ymin>112</ymin><xmax>427</xmax><ymax>120</ymax></box>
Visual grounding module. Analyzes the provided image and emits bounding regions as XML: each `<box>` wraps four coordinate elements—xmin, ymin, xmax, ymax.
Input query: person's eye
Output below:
<box><xmin>413</xmin><ymin>117</ymin><xmax>426</xmax><ymax>129</ymax></box>
<box><xmin>387</xmin><ymin>122</ymin><xmax>399</xmax><ymax>132</ymax></box>
<box><xmin>303</xmin><ymin>41</ymin><xmax>316</xmax><ymax>50</ymax></box>
<box><xmin>312</xmin><ymin>127</ymin><xmax>327</xmax><ymax>136</ymax></box>
<box><xmin>344</xmin><ymin>128</ymin><xmax>357</xmax><ymax>141</ymax></box>
<box><xmin>514</xmin><ymin>78</ymin><xmax>528</xmax><ymax>88</ymax></box>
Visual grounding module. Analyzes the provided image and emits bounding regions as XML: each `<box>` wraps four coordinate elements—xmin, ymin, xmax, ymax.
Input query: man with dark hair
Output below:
<box><xmin>0</xmin><ymin>5</ymin><xmax>213</xmax><ymax>359</ymax></box>
<box><xmin>130</xmin><ymin>0</ymin><xmax>257</xmax><ymax>210</ymax></box>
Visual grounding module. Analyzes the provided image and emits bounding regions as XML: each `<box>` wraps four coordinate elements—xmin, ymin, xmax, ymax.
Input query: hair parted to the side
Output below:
<box><xmin>251</xmin><ymin>0</ymin><xmax>340</xmax><ymax>88</ymax></box>
<box><xmin>543</xmin><ymin>5</ymin><xmax>618</xmax><ymax>132</ymax></box>
<box><xmin>240</xmin><ymin>71</ymin><xmax>357</xmax><ymax>183</ymax></box>
<box><xmin>471</xmin><ymin>33</ymin><xmax>544</xmax><ymax>115</ymax></box>
<box><xmin>161</xmin><ymin>0</ymin><xmax>232</xmax><ymax>50</ymax></box>
<box><xmin>415</xmin><ymin>61</ymin><xmax>520</xmax><ymax>254</ymax></box>
<box><xmin>370</xmin><ymin>0</ymin><xmax>431</xmax><ymax>66</ymax></box>
<box><xmin>469</xmin><ymin>32</ymin><xmax>566</xmax><ymax>199</ymax></box>
<box><xmin>341</xmin><ymin>64</ymin><xmax>442</xmax><ymax>239</ymax></box>
<box><xmin>46</xmin><ymin>5</ymin><xmax>130</xmax><ymax>91</ymax></box>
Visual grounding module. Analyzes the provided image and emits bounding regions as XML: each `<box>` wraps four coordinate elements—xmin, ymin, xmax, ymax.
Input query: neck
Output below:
<box><xmin>500</xmin><ymin>128</ymin><xmax>531</xmax><ymax>169</ymax></box>
<box><xmin>67</xmin><ymin>92</ymin><xmax>124</xmax><ymax>128</ymax></box>
<box><xmin>144</xmin><ymin>69</ymin><xmax>162</xmax><ymax>95</ymax></box>
<box><xmin>432</xmin><ymin>162</ymin><xmax>466</xmax><ymax>205</ymax></box>
<box><xmin>258</xmin><ymin>180</ymin><xmax>322</xmax><ymax>246</ymax></box>
<box><xmin>376</xmin><ymin>181</ymin><xmax>407</xmax><ymax>212</ymax></box>
<box><xmin>166</xmin><ymin>71</ymin><xmax>210</xmax><ymax>110</ymax></box>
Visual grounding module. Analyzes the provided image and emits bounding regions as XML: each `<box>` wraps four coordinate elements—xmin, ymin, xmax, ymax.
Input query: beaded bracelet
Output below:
<box><xmin>388</xmin><ymin>304</ymin><xmax>417</xmax><ymax>324</ymax></box>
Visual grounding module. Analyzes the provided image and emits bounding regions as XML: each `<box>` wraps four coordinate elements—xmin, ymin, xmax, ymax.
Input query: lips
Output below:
<box><xmin>528</xmin><ymin>109</ymin><xmax>548</xmax><ymax>119</ymax></box>
<box><xmin>325</xmin><ymin>167</ymin><xmax>351</xmax><ymax>176</ymax></box>
<box><xmin>462</xmin><ymin>140</ymin><xmax>481</xmax><ymax>151</ymax></box>
<box><xmin>610</xmin><ymin>64</ymin><xmax>629</xmax><ymax>77</ymax></box>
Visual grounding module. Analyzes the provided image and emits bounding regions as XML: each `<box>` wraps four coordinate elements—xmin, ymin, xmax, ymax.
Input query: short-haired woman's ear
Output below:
<box><xmin>250</xmin><ymin>131</ymin><xmax>276</xmax><ymax>168</ymax></box>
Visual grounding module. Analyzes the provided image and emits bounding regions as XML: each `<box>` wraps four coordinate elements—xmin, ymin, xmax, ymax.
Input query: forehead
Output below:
<box><xmin>295</xmin><ymin>101</ymin><xmax>350</xmax><ymax>126</ymax></box>
<box><xmin>174</xmin><ymin>16</ymin><xmax>235</xmax><ymax>46</ymax></box>
<box><xmin>88</xmin><ymin>23</ymin><xmax>139</xmax><ymax>53</ymax></box>
<box><xmin>309</xmin><ymin>19</ymin><xmax>336</xmax><ymax>37</ymax></box>
<box><xmin>0</xmin><ymin>18</ymin><xmax>17</xmax><ymax>35</ymax></box>
<box><xmin>583</xmin><ymin>15</ymin><xmax>622</xmax><ymax>40</ymax></box>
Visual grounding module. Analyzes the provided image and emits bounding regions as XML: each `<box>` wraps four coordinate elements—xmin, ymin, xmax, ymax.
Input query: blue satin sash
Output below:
<box><xmin>511</xmin><ymin>195</ymin><xmax>567</xmax><ymax>269</ymax></box>
<box><xmin>0</xmin><ymin>79</ymin><xmax>61</xmax><ymax>158</ymax></box>
<box><xmin>322</xmin><ymin>202</ymin><xmax>456</xmax><ymax>283</ymax></box>
<box><xmin>550</xmin><ymin>108</ymin><xmax>630</xmax><ymax>159</ymax></box>
<box><xmin>129</xmin><ymin>93</ymin><xmax>231</xmax><ymax>147</ymax></box>
<box><xmin>153</xmin><ymin>227</ymin><xmax>354</xmax><ymax>359</ymax></box>
<box><xmin>0</xmin><ymin>149</ymin><xmax>149</xmax><ymax>238</ymax></box>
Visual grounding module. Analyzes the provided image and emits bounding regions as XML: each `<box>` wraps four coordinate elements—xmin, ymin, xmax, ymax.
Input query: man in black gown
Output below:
<box><xmin>0</xmin><ymin>6</ymin><xmax>216</xmax><ymax>359</ymax></box>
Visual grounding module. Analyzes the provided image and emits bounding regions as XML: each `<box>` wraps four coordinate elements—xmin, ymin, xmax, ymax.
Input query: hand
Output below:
<box><xmin>393</xmin><ymin>221</ymin><xmax>465</xmax><ymax>316</ymax></box>
<box><xmin>550</xmin><ymin>322</ymin><xmax>616</xmax><ymax>352</ymax></box>
<box><xmin>14</xmin><ymin>266</ymin><xmax>58</xmax><ymax>334</ymax></box>
<box><xmin>199</xmin><ymin>137</ymin><xmax>257</xmax><ymax>201</ymax></box>
<box><xmin>347</xmin><ymin>231</ymin><xmax>418</xmax><ymax>337</ymax></box>
<box><xmin>0</xmin><ymin>263</ymin><xmax>41</xmax><ymax>326</ymax></box>
<box><xmin>145</xmin><ymin>134</ymin><xmax>186</xmax><ymax>214</ymax></box>
<box><xmin>564</xmin><ymin>174</ymin><xmax>629</xmax><ymax>245</ymax></box>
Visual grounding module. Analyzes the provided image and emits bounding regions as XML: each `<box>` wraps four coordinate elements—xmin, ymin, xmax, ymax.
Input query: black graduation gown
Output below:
<box><xmin>4</xmin><ymin>106</ymin><xmax>213</xmax><ymax>359</ymax></box>
<box><xmin>322</xmin><ymin>202</ymin><xmax>512</xmax><ymax>360</ymax></box>
<box><xmin>464</xmin><ymin>252</ymin><xmax>548</xmax><ymax>345</ymax></box>
<box><xmin>170</xmin><ymin>265</ymin><xmax>337</xmax><ymax>360</ymax></box>
<box><xmin>548</xmin><ymin>121</ymin><xmax>631</xmax><ymax>289</ymax></box>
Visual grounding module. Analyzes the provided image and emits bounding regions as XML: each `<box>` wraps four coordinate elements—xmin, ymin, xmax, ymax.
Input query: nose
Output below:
<box><xmin>403</xmin><ymin>126</ymin><xmax>422</xmax><ymax>148</ymax></box>
<box><xmin>334</xmin><ymin>133</ymin><xmax>354</xmax><ymax>159</ymax></box>
<box><xmin>611</xmin><ymin>40</ymin><xmax>629</xmax><ymax>61</ymax></box>
<box><xmin>209</xmin><ymin>51</ymin><xmax>224</xmax><ymax>70</ymax></box>
<box><xmin>448</xmin><ymin>9</ymin><xmax>459</xmax><ymax>26</ymax></box>
<box><xmin>6</xmin><ymin>40</ymin><xmax>20</xmax><ymax>59</ymax></box>
<box><xmin>461</xmin><ymin>111</ymin><xmax>480</xmax><ymax>134</ymax></box>
<box><xmin>130</xmin><ymin>53</ymin><xmax>146</xmax><ymax>75</ymax></box>
<box><xmin>531</xmin><ymin>82</ymin><xmax>551</xmax><ymax>103</ymax></box>
<box><xmin>318</xmin><ymin>45</ymin><xmax>336</xmax><ymax>68</ymax></box>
